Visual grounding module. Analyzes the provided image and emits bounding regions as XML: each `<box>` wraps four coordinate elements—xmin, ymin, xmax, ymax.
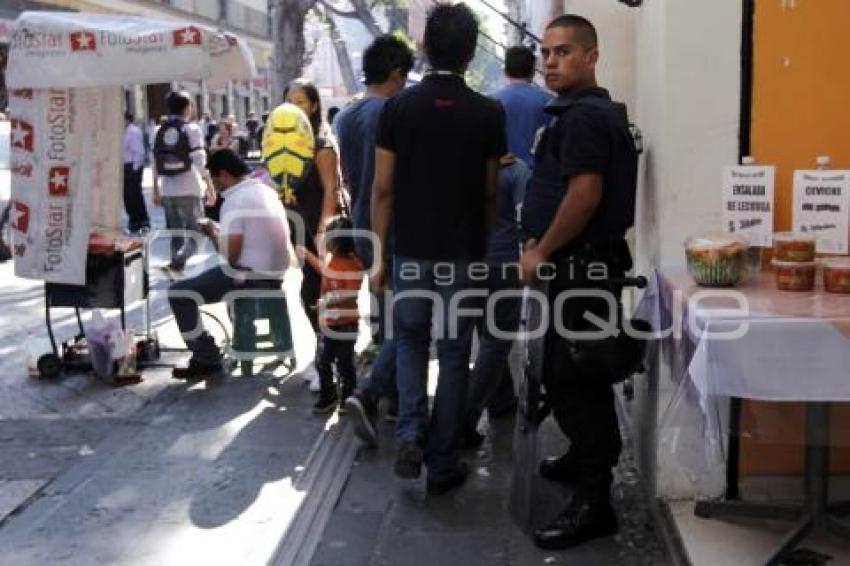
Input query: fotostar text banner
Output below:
<box><xmin>5</xmin><ymin>12</ymin><xmax>255</xmax><ymax>89</ymax></box>
<box><xmin>9</xmin><ymin>86</ymin><xmax>123</xmax><ymax>285</ymax></box>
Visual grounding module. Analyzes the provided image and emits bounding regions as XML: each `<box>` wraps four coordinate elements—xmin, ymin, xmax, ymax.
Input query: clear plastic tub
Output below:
<box><xmin>685</xmin><ymin>233</ymin><xmax>749</xmax><ymax>287</ymax></box>
<box><xmin>773</xmin><ymin>232</ymin><xmax>817</xmax><ymax>262</ymax></box>
<box><xmin>822</xmin><ymin>258</ymin><xmax>850</xmax><ymax>294</ymax></box>
<box><xmin>772</xmin><ymin>260</ymin><xmax>816</xmax><ymax>292</ymax></box>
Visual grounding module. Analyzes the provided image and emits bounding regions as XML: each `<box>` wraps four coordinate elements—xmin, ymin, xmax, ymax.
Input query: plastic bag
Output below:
<box><xmin>85</xmin><ymin>310</ymin><xmax>121</xmax><ymax>378</ymax></box>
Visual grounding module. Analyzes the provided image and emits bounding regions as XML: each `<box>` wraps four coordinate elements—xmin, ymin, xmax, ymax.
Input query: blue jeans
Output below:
<box><xmin>465</xmin><ymin>266</ymin><xmax>521</xmax><ymax>428</ymax></box>
<box><xmin>392</xmin><ymin>256</ymin><xmax>477</xmax><ymax>480</ymax></box>
<box><xmin>361</xmin><ymin>256</ymin><xmax>397</xmax><ymax>404</ymax></box>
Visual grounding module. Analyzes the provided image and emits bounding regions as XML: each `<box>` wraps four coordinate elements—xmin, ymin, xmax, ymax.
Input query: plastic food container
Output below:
<box><xmin>685</xmin><ymin>233</ymin><xmax>749</xmax><ymax>287</ymax></box>
<box><xmin>822</xmin><ymin>258</ymin><xmax>850</xmax><ymax>294</ymax></box>
<box><xmin>773</xmin><ymin>260</ymin><xmax>816</xmax><ymax>291</ymax></box>
<box><xmin>773</xmin><ymin>232</ymin><xmax>817</xmax><ymax>262</ymax></box>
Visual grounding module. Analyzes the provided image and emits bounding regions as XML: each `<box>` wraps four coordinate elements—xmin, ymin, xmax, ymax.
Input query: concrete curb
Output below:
<box><xmin>269</xmin><ymin>416</ymin><xmax>359</xmax><ymax>566</ymax></box>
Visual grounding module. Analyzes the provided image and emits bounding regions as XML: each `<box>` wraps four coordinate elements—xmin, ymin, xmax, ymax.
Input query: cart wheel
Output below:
<box><xmin>37</xmin><ymin>354</ymin><xmax>63</xmax><ymax>379</ymax></box>
<box><xmin>241</xmin><ymin>360</ymin><xmax>253</xmax><ymax>377</ymax></box>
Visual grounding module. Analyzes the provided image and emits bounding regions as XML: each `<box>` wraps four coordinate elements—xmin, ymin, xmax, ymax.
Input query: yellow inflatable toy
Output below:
<box><xmin>262</xmin><ymin>102</ymin><xmax>315</xmax><ymax>206</ymax></box>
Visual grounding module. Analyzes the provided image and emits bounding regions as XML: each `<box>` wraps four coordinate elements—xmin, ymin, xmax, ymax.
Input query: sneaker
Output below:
<box><xmin>172</xmin><ymin>358</ymin><xmax>223</xmax><ymax>380</ymax></box>
<box><xmin>312</xmin><ymin>390</ymin><xmax>338</xmax><ymax>415</ymax></box>
<box><xmin>345</xmin><ymin>391</ymin><xmax>378</xmax><ymax>447</ymax></box>
<box><xmin>427</xmin><ymin>462</ymin><xmax>469</xmax><ymax>496</ymax></box>
<box><xmin>394</xmin><ymin>441</ymin><xmax>423</xmax><ymax>479</ymax></box>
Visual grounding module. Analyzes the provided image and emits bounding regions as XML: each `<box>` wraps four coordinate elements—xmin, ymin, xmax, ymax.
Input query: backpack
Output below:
<box><xmin>262</xmin><ymin>103</ymin><xmax>315</xmax><ymax>205</ymax></box>
<box><xmin>153</xmin><ymin>118</ymin><xmax>195</xmax><ymax>176</ymax></box>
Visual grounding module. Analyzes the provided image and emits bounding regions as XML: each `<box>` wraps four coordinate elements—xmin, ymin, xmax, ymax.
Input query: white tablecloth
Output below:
<box><xmin>634</xmin><ymin>269</ymin><xmax>850</xmax><ymax>497</ymax></box>
<box><xmin>636</xmin><ymin>269</ymin><xmax>850</xmax><ymax>408</ymax></box>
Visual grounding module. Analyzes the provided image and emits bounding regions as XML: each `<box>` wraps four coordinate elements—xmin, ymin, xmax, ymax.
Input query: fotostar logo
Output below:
<box><xmin>11</xmin><ymin>160</ymin><xmax>33</xmax><ymax>178</ymax></box>
<box><xmin>11</xmin><ymin>30</ymin><xmax>63</xmax><ymax>51</ymax></box>
<box><xmin>173</xmin><ymin>26</ymin><xmax>201</xmax><ymax>47</ymax></box>
<box><xmin>69</xmin><ymin>31</ymin><xmax>96</xmax><ymax>52</ymax></box>
<box><xmin>11</xmin><ymin>201</ymin><xmax>30</xmax><ymax>234</ymax></box>
<box><xmin>11</xmin><ymin>119</ymin><xmax>34</xmax><ymax>152</ymax></box>
<box><xmin>48</xmin><ymin>166</ymin><xmax>70</xmax><ymax>197</ymax></box>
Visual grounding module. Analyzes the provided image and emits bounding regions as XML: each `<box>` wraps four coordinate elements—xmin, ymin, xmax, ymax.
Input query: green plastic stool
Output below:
<box><xmin>231</xmin><ymin>293</ymin><xmax>294</xmax><ymax>376</ymax></box>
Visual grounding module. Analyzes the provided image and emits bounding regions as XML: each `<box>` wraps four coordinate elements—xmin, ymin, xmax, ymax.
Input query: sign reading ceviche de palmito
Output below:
<box><xmin>793</xmin><ymin>170</ymin><xmax>850</xmax><ymax>254</ymax></box>
<box><xmin>722</xmin><ymin>164</ymin><xmax>775</xmax><ymax>247</ymax></box>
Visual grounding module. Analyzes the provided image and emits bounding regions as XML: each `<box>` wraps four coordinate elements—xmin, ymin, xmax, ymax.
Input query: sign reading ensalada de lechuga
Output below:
<box><xmin>722</xmin><ymin>164</ymin><xmax>775</xmax><ymax>248</ymax></box>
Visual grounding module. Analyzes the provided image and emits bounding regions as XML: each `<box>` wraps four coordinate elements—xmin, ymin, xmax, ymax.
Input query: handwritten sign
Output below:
<box><xmin>792</xmin><ymin>170</ymin><xmax>850</xmax><ymax>254</ymax></box>
<box><xmin>722</xmin><ymin>165</ymin><xmax>775</xmax><ymax>247</ymax></box>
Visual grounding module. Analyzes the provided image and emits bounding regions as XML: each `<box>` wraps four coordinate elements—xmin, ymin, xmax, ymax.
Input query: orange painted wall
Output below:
<box><xmin>742</xmin><ymin>0</ymin><xmax>850</xmax><ymax>476</ymax></box>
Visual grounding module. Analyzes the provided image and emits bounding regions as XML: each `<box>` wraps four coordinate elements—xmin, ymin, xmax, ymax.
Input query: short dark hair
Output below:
<box><xmin>504</xmin><ymin>46</ymin><xmax>536</xmax><ymax>79</ymax></box>
<box><xmin>166</xmin><ymin>90</ymin><xmax>193</xmax><ymax>116</ymax></box>
<box><xmin>546</xmin><ymin>14</ymin><xmax>598</xmax><ymax>50</ymax></box>
<box><xmin>124</xmin><ymin>112</ymin><xmax>134</xmax><ymax>123</ymax></box>
<box><xmin>363</xmin><ymin>34</ymin><xmax>415</xmax><ymax>85</ymax></box>
<box><xmin>207</xmin><ymin>148</ymin><xmax>249</xmax><ymax>178</ymax></box>
<box><xmin>324</xmin><ymin>215</ymin><xmax>355</xmax><ymax>256</ymax></box>
<box><xmin>423</xmin><ymin>3</ymin><xmax>479</xmax><ymax>73</ymax></box>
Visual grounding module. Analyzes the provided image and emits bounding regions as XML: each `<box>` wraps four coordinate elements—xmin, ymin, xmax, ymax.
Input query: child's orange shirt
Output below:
<box><xmin>319</xmin><ymin>254</ymin><xmax>364</xmax><ymax>328</ymax></box>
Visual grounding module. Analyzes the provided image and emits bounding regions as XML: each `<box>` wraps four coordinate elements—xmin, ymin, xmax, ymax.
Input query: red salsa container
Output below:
<box><xmin>773</xmin><ymin>232</ymin><xmax>817</xmax><ymax>262</ymax></box>
<box><xmin>772</xmin><ymin>260</ymin><xmax>816</xmax><ymax>292</ymax></box>
<box><xmin>823</xmin><ymin>258</ymin><xmax>850</xmax><ymax>294</ymax></box>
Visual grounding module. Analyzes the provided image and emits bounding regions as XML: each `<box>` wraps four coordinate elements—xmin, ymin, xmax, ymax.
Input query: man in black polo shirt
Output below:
<box><xmin>370</xmin><ymin>3</ymin><xmax>506</xmax><ymax>495</ymax></box>
<box><xmin>520</xmin><ymin>15</ymin><xmax>638</xmax><ymax>549</ymax></box>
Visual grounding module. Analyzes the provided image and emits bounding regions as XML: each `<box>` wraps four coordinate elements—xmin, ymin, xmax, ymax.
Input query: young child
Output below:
<box><xmin>298</xmin><ymin>216</ymin><xmax>364</xmax><ymax>414</ymax></box>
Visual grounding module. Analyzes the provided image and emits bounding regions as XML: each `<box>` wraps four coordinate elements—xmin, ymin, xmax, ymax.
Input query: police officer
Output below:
<box><xmin>519</xmin><ymin>15</ymin><xmax>638</xmax><ymax>549</ymax></box>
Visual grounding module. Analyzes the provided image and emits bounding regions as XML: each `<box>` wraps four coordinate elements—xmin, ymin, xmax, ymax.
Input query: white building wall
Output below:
<box><xmin>561</xmin><ymin>0</ymin><xmax>636</xmax><ymax>120</ymax></box>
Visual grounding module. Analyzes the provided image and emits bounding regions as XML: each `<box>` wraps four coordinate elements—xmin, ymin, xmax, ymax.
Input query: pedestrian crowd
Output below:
<box><xmin>123</xmin><ymin>2</ymin><xmax>639</xmax><ymax>552</ymax></box>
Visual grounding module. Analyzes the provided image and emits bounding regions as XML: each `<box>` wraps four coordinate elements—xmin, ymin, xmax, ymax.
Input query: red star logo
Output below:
<box><xmin>11</xmin><ymin>89</ymin><xmax>32</xmax><ymax>100</ymax></box>
<box><xmin>173</xmin><ymin>26</ymin><xmax>202</xmax><ymax>47</ymax></box>
<box><xmin>70</xmin><ymin>31</ymin><xmax>97</xmax><ymax>52</ymax></box>
<box><xmin>14</xmin><ymin>244</ymin><xmax>26</xmax><ymax>258</ymax></box>
<box><xmin>48</xmin><ymin>166</ymin><xmax>70</xmax><ymax>197</ymax></box>
<box><xmin>10</xmin><ymin>119</ymin><xmax>34</xmax><ymax>152</ymax></box>
<box><xmin>10</xmin><ymin>201</ymin><xmax>30</xmax><ymax>234</ymax></box>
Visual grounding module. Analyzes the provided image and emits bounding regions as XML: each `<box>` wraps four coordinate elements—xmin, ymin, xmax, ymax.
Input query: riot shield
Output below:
<box><xmin>509</xmin><ymin>280</ymin><xmax>549</xmax><ymax>533</ymax></box>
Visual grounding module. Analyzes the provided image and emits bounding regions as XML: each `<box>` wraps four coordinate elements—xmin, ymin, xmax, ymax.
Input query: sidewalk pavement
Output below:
<box><xmin>0</xmin><ymin>368</ymin><xmax>330</xmax><ymax>565</ymax></box>
<box><xmin>311</xmin><ymin>409</ymin><xmax>670</xmax><ymax>566</ymax></box>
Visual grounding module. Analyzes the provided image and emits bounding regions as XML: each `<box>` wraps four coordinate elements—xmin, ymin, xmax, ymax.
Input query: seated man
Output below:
<box><xmin>168</xmin><ymin>149</ymin><xmax>291</xmax><ymax>379</ymax></box>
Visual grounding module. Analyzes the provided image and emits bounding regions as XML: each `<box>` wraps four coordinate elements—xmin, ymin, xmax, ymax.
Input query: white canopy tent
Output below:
<box><xmin>5</xmin><ymin>11</ymin><xmax>256</xmax><ymax>285</ymax></box>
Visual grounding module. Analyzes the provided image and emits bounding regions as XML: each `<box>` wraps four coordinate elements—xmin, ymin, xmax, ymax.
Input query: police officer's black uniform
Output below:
<box><xmin>521</xmin><ymin>86</ymin><xmax>638</xmax><ymax>548</ymax></box>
